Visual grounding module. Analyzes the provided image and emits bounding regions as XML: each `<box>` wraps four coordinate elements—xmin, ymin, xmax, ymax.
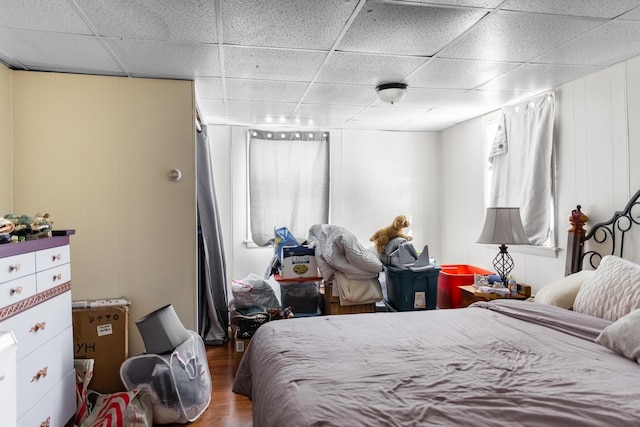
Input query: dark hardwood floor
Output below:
<box><xmin>165</xmin><ymin>339</ymin><xmax>253</xmax><ymax>427</ymax></box>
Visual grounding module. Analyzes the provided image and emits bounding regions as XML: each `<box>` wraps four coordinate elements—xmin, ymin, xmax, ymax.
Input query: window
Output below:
<box><xmin>486</xmin><ymin>91</ymin><xmax>556</xmax><ymax>248</ymax></box>
<box><xmin>248</xmin><ymin>129</ymin><xmax>330</xmax><ymax>246</ymax></box>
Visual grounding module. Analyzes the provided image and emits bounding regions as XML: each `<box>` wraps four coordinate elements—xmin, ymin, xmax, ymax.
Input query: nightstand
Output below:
<box><xmin>459</xmin><ymin>285</ymin><xmax>529</xmax><ymax>307</ymax></box>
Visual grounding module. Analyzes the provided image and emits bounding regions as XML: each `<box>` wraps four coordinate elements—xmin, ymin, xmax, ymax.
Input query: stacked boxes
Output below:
<box><xmin>385</xmin><ymin>265</ymin><xmax>441</xmax><ymax>311</ymax></box>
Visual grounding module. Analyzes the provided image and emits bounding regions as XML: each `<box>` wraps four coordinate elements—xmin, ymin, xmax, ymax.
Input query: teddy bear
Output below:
<box><xmin>370</xmin><ymin>215</ymin><xmax>413</xmax><ymax>254</ymax></box>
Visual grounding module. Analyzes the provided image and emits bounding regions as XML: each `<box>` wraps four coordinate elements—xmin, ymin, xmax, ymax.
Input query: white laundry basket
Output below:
<box><xmin>120</xmin><ymin>330</ymin><xmax>211</xmax><ymax>424</ymax></box>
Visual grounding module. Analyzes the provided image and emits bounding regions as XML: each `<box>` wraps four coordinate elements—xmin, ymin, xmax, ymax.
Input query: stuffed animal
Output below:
<box><xmin>370</xmin><ymin>215</ymin><xmax>413</xmax><ymax>254</ymax></box>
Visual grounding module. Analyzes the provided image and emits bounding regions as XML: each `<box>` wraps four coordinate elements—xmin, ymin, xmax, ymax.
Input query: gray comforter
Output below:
<box><xmin>233</xmin><ymin>300</ymin><xmax>640</xmax><ymax>426</ymax></box>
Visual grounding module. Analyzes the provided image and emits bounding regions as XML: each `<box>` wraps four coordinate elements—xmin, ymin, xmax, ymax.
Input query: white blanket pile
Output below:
<box><xmin>308</xmin><ymin>224</ymin><xmax>382</xmax><ymax>280</ymax></box>
<box><xmin>308</xmin><ymin>224</ymin><xmax>383</xmax><ymax>305</ymax></box>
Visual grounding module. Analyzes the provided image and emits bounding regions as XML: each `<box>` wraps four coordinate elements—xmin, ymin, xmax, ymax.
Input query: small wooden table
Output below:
<box><xmin>459</xmin><ymin>285</ymin><xmax>529</xmax><ymax>308</ymax></box>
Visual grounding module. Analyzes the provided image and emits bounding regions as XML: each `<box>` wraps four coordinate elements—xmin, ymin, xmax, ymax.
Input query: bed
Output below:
<box><xmin>233</xmin><ymin>191</ymin><xmax>640</xmax><ymax>426</ymax></box>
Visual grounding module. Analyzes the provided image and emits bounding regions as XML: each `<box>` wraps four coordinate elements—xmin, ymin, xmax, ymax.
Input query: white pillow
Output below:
<box><xmin>573</xmin><ymin>255</ymin><xmax>640</xmax><ymax>322</ymax></box>
<box><xmin>595</xmin><ymin>308</ymin><xmax>640</xmax><ymax>363</ymax></box>
<box><xmin>534</xmin><ymin>269</ymin><xmax>596</xmax><ymax>309</ymax></box>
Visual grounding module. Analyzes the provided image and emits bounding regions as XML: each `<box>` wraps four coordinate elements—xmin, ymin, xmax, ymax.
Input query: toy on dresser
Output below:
<box><xmin>370</xmin><ymin>215</ymin><xmax>413</xmax><ymax>254</ymax></box>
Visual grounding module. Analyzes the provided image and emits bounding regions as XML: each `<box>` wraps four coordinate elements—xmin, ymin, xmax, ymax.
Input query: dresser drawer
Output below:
<box><xmin>1</xmin><ymin>291</ymin><xmax>72</xmax><ymax>360</ymax></box>
<box><xmin>0</xmin><ymin>331</ymin><xmax>17</xmax><ymax>427</ymax></box>
<box><xmin>0</xmin><ymin>253</ymin><xmax>36</xmax><ymax>284</ymax></box>
<box><xmin>0</xmin><ymin>274</ymin><xmax>37</xmax><ymax>308</ymax></box>
<box><xmin>35</xmin><ymin>245</ymin><xmax>70</xmax><ymax>272</ymax></box>
<box><xmin>18</xmin><ymin>368</ymin><xmax>75</xmax><ymax>427</ymax></box>
<box><xmin>17</xmin><ymin>326</ymin><xmax>73</xmax><ymax>419</ymax></box>
<box><xmin>36</xmin><ymin>263</ymin><xmax>71</xmax><ymax>293</ymax></box>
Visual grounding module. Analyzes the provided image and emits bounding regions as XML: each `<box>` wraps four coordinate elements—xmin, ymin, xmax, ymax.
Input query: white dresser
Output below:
<box><xmin>0</xmin><ymin>231</ymin><xmax>76</xmax><ymax>427</ymax></box>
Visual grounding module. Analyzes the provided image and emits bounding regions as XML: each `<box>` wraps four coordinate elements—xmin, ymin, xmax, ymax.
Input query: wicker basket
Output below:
<box><xmin>322</xmin><ymin>281</ymin><xmax>376</xmax><ymax>315</ymax></box>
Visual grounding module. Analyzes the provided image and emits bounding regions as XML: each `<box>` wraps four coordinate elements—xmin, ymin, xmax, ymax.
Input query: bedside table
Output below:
<box><xmin>459</xmin><ymin>285</ymin><xmax>529</xmax><ymax>308</ymax></box>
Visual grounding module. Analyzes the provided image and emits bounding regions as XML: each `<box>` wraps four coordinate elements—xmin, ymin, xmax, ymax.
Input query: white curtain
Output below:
<box><xmin>488</xmin><ymin>91</ymin><xmax>555</xmax><ymax>246</ymax></box>
<box><xmin>249</xmin><ymin>129</ymin><xmax>329</xmax><ymax>245</ymax></box>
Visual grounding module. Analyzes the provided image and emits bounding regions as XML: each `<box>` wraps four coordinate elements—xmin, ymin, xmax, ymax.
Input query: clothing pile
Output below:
<box><xmin>229</xmin><ymin>274</ymin><xmax>292</xmax><ymax>339</ymax></box>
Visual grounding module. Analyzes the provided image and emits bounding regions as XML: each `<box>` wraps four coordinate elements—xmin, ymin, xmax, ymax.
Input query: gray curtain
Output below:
<box><xmin>197</xmin><ymin>124</ymin><xmax>229</xmax><ymax>345</ymax></box>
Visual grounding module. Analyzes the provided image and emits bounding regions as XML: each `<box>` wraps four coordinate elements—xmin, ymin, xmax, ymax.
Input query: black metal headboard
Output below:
<box><xmin>567</xmin><ymin>188</ymin><xmax>640</xmax><ymax>274</ymax></box>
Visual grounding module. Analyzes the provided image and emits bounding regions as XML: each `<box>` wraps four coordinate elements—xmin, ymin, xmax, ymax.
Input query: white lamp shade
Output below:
<box><xmin>376</xmin><ymin>83</ymin><xmax>407</xmax><ymax>104</ymax></box>
<box><xmin>477</xmin><ymin>207</ymin><xmax>530</xmax><ymax>245</ymax></box>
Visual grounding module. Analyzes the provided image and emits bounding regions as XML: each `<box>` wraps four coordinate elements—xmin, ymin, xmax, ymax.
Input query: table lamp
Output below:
<box><xmin>477</xmin><ymin>207</ymin><xmax>530</xmax><ymax>285</ymax></box>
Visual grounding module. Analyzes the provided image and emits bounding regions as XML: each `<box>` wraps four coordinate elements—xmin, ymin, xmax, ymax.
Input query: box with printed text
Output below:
<box><xmin>280</xmin><ymin>245</ymin><xmax>319</xmax><ymax>279</ymax></box>
<box><xmin>72</xmin><ymin>304</ymin><xmax>129</xmax><ymax>393</ymax></box>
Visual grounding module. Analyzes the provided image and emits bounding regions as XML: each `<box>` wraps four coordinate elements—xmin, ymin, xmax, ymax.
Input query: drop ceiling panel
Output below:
<box><xmin>407</xmin><ymin>58</ymin><xmax>519</xmax><ymax>89</ymax></box>
<box><xmin>439</xmin><ymin>11</ymin><xmax>605</xmax><ymax>62</ymax></box>
<box><xmin>439</xmin><ymin>89</ymin><xmax>533</xmax><ymax>112</ymax></box>
<box><xmin>199</xmin><ymin>99</ymin><xmax>226</xmax><ymax>116</ymax></box>
<box><xmin>75</xmin><ymin>0</ymin><xmax>218</xmax><ymax>43</ymax></box>
<box><xmin>352</xmin><ymin>105</ymin><xmax>425</xmax><ymax>123</ymax></box>
<box><xmin>501</xmin><ymin>0</ymin><xmax>640</xmax><ymax>19</ymax></box>
<box><xmin>224</xmin><ymin>46</ymin><xmax>327</xmax><ymax>82</ymax></box>
<box><xmin>377</xmin><ymin>87</ymin><xmax>466</xmax><ymax>109</ymax></box>
<box><xmin>294</xmin><ymin>104</ymin><xmax>366</xmax><ymax>121</ymax></box>
<box><xmin>316</xmin><ymin>52</ymin><xmax>427</xmax><ymax>86</ymax></box>
<box><xmin>221</xmin><ymin>0</ymin><xmax>359</xmax><ymax>50</ymax></box>
<box><xmin>225</xmin><ymin>79</ymin><xmax>309</xmax><ymax>103</ymax></box>
<box><xmin>3</xmin><ymin>1</ymin><xmax>640</xmax><ymax>131</ymax></box>
<box><xmin>106</xmin><ymin>38</ymin><xmax>220</xmax><ymax>78</ymax></box>
<box><xmin>480</xmin><ymin>63</ymin><xmax>603</xmax><ymax>91</ymax></box>
<box><xmin>0</xmin><ymin>29</ymin><xmax>123</xmax><ymax>74</ymax></box>
<box><xmin>226</xmin><ymin>100</ymin><xmax>298</xmax><ymax>118</ymax></box>
<box><xmin>303</xmin><ymin>83</ymin><xmax>378</xmax><ymax>105</ymax></box>
<box><xmin>194</xmin><ymin>77</ymin><xmax>223</xmax><ymax>99</ymax></box>
<box><xmin>338</xmin><ymin>1</ymin><xmax>487</xmax><ymax>56</ymax></box>
<box><xmin>534</xmin><ymin>21</ymin><xmax>640</xmax><ymax>66</ymax></box>
<box><xmin>621</xmin><ymin>7</ymin><xmax>640</xmax><ymax>20</ymax></box>
<box><xmin>396</xmin><ymin>0</ymin><xmax>503</xmax><ymax>7</ymax></box>
<box><xmin>0</xmin><ymin>0</ymin><xmax>92</xmax><ymax>34</ymax></box>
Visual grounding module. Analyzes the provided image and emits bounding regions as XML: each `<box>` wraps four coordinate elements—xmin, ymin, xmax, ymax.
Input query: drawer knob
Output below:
<box><xmin>54</xmin><ymin>273</ymin><xmax>62</xmax><ymax>281</ymax></box>
<box><xmin>11</xmin><ymin>286</ymin><xmax>22</xmax><ymax>294</ymax></box>
<box><xmin>28</xmin><ymin>321</ymin><xmax>46</xmax><ymax>332</ymax></box>
<box><xmin>30</xmin><ymin>367</ymin><xmax>48</xmax><ymax>382</ymax></box>
<box><xmin>40</xmin><ymin>416</ymin><xmax>51</xmax><ymax>427</ymax></box>
<box><xmin>9</xmin><ymin>264</ymin><xmax>21</xmax><ymax>272</ymax></box>
<box><xmin>52</xmin><ymin>254</ymin><xmax>62</xmax><ymax>261</ymax></box>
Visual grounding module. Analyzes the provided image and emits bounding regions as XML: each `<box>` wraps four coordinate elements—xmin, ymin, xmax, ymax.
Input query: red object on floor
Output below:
<box><xmin>437</xmin><ymin>264</ymin><xmax>494</xmax><ymax>309</ymax></box>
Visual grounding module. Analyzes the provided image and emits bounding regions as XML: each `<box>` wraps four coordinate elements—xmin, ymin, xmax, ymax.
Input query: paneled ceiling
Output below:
<box><xmin>2</xmin><ymin>0</ymin><xmax>640</xmax><ymax>131</ymax></box>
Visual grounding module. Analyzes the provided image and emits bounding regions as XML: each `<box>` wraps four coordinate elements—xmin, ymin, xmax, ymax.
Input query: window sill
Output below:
<box><xmin>482</xmin><ymin>244</ymin><xmax>559</xmax><ymax>258</ymax></box>
<box><xmin>244</xmin><ymin>240</ymin><xmax>273</xmax><ymax>249</ymax></box>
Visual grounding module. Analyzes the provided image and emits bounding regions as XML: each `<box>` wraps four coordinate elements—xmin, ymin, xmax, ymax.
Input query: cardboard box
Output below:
<box><xmin>72</xmin><ymin>305</ymin><xmax>129</xmax><ymax>393</ymax></box>
<box><xmin>280</xmin><ymin>245</ymin><xmax>318</xmax><ymax>279</ymax></box>
<box><xmin>233</xmin><ymin>333</ymin><xmax>251</xmax><ymax>375</ymax></box>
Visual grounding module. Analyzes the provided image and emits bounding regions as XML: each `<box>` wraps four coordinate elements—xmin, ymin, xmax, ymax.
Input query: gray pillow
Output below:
<box><xmin>595</xmin><ymin>308</ymin><xmax>640</xmax><ymax>363</ymax></box>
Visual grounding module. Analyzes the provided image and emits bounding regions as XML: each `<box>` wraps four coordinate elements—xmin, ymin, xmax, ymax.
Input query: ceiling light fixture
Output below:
<box><xmin>376</xmin><ymin>82</ymin><xmax>408</xmax><ymax>105</ymax></box>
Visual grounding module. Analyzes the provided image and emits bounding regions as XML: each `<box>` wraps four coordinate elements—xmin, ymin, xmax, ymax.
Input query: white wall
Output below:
<box><xmin>209</xmin><ymin>127</ymin><xmax>441</xmax><ymax>282</ymax></box>
<box><xmin>12</xmin><ymin>71</ymin><xmax>197</xmax><ymax>355</ymax></box>
<box><xmin>440</xmin><ymin>56</ymin><xmax>640</xmax><ymax>292</ymax></box>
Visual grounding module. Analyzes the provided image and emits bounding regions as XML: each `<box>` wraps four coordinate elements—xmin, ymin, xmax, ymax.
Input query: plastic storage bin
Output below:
<box><xmin>275</xmin><ymin>274</ymin><xmax>321</xmax><ymax>316</ymax></box>
<box><xmin>437</xmin><ymin>264</ymin><xmax>494</xmax><ymax>309</ymax></box>
<box><xmin>120</xmin><ymin>331</ymin><xmax>211</xmax><ymax>424</ymax></box>
<box><xmin>385</xmin><ymin>265</ymin><xmax>441</xmax><ymax>311</ymax></box>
